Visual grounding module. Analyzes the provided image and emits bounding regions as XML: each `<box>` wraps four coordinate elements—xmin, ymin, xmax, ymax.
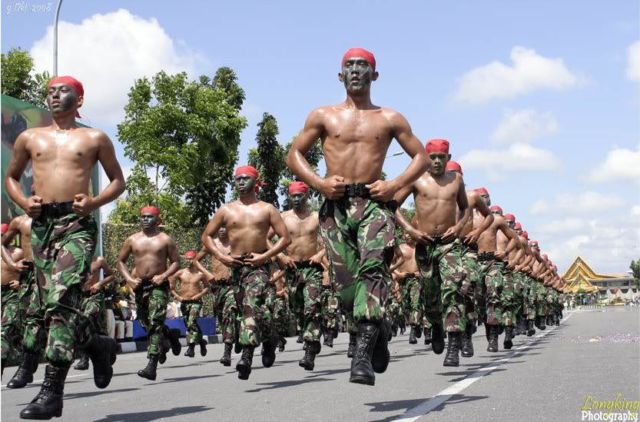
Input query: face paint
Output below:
<box><xmin>290</xmin><ymin>192</ymin><xmax>307</xmax><ymax>210</ymax></box>
<box><xmin>429</xmin><ymin>152</ymin><xmax>449</xmax><ymax>176</ymax></box>
<box><xmin>481</xmin><ymin>194</ymin><xmax>491</xmax><ymax>207</ymax></box>
<box><xmin>341</xmin><ymin>57</ymin><xmax>375</xmax><ymax>93</ymax></box>
<box><xmin>140</xmin><ymin>213</ymin><xmax>158</xmax><ymax>229</ymax></box>
<box><xmin>47</xmin><ymin>83</ymin><xmax>79</xmax><ymax>115</ymax></box>
<box><xmin>235</xmin><ymin>175</ymin><xmax>256</xmax><ymax>195</ymax></box>
<box><xmin>218</xmin><ymin>227</ymin><xmax>228</xmax><ymax>240</ymax></box>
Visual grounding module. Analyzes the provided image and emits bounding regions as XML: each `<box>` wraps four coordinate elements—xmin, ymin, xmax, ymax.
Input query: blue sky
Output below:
<box><xmin>2</xmin><ymin>1</ymin><xmax>639</xmax><ymax>274</ymax></box>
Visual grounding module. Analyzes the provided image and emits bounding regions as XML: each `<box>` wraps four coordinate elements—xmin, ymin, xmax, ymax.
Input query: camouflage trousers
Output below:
<box><xmin>212</xmin><ymin>281</ymin><xmax>238</xmax><ymax>344</ymax></box>
<box><xmin>2</xmin><ymin>287</ymin><xmax>25</xmax><ymax>364</ymax></box>
<box><xmin>181</xmin><ymin>300</ymin><xmax>203</xmax><ymax>344</ymax></box>
<box><xmin>232</xmin><ymin>264</ymin><xmax>276</xmax><ymax>347</ymax></box>
<box><xmin>135</xmin><ymin>284</ymin><xmax>169</xmax><ymax>358</ymax></box>
<box><xmin>319</xmin><ymin>197</ymin><xmax>396</xmax><ymax>323</ymax></box>
<box><xmin>460</xmin><ymin>246</ymin><xmax>482</xmax><ymax>324</ymax></box>
<box><xmin>521</xmin><ymin>276</ymin><xmax>537</xmax><ymax>320</ymax></box>
<box><xmin>415</xmin><ymin>239</ymin><xmax>469</xmax><ymax>333</ymax></box>
<box><xmin>501</xmin><ymin>270</ymin><xmax>524</xmax><ymax>327</ymax></box>
<box><xmin>273</xmin><ymin>294</ymin><xmax>290</xmax><ymax>336</ymax></box>
<box><xmin>320</xmin><ymin>285</ymin><xmax>339</xmax><ymax>332</ymax></box>
<box><xmin>287</xmin><ymin>263</ymin><xmax>323</xmax><ymax>342</ymax></box>
<box><xmin>79</xmin><ymin>291</ymin><xmax>107</xmax><ymax>336</ymax></box>
<box><xmin>477</xmin><ymin>254</ymin><xmax>505</xmax><ymax>326</ymax></box>
<box><xmin>386</xmin><ymin>295</ymin><xmax>403</xmax><ymax>324</ymax></box>
<box><xmin>22</xmin><ymin>212</ymin><xmax>97</xmax><ymax>367</ymax></box>
<box><xmin>401</xmin><ymin>275</ymin><xmax>422</xmax><ymax>326</ymax></box>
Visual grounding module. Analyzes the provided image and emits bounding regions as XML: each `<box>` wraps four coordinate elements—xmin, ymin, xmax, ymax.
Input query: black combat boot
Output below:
<box><xmin>347</xmin><ymin>332</ymin><xmax>357</xmax><ymax>358</ymax></box>
<box><xmin>487</xmin><ymin>325</ymin><xmax>499</xmax><ymax>352</ymax></box>
<box><xmin>199</xmin><ymin>339</ymin><xmax>208</xmax><ymax>356</ymax></box>
<box><xmin>184</xmin><ymin>343</ymin><xmax>195</xmax><ymax>358</ymax></box>
<box><xmin>261</xmin><ymin>340</ymin><xmax>277</xmax><ymax>368</ymax></box>
<box><xmin>323</xmin><ymin>329</ymin><xmax>334</xmax><ymax>348</ymax></box>
<box><xmin>278</xmin><ymin>334</ymin><xmax>287</xmax><ymax>352</ymax></box>
<box><xmin>137</xmin><ymin>355</ymin><xmax>159</xmax><ymax>381</ymax></box>
<box><xmin>296</xmin><ymin>332</ymin><xmax>303</xmax><ymax>344</ymax></box>
<box><xmin>7</xmin><ymin>352</ymin><xmax>39</xmax><ymax>389</ymax></box>
<box><xmin>220</xmin><ymin>343</ymin><xmax>232</xmax><ymax>366</ymax></box>
<box><xmin>431</xmin><ymin>323</ymin><xmax>445</xmax><ymax>355</ymax></box>
<box><xmin>299</xmin><ymin>341</ymin><xmax>320</xmax><ymax>371</ymax></box>
<box><xmin>423</xmin><ymin>327</ymin><xmax>432</xmax><ymax>345</ymax></box>
<box><xmin>168</xmin><ymin>328</ymin><xmax>182</xmax><ymax>355</ymax></box>
<box><xmin>443</xmin><ymin>332</ymin><xmax>461</xmax><ymax>367</ymax></box>
<box><xmin>535</xmin><ymin>316</ymin><xmax>546</xmax><ymax>330</ymax></box>
<box><xmin>461</xmin><ymin>324</ymin><xmax>474</xmax><ymax>358</ymax></box>
<box><xmin>73</xmin><ymin>352</ymin><xmax>89</xmax><ymax>370</ymax></box>
<box><xmin>526</xmin><ymin>319</ymin><xmax>536</xmax><ymax>336</ymax></box>
<box><xmin>515</xmin><ymin>317</ymin><xmax>527</xmax><ymax>336</ymax></box>
<box><xmin>372</xmin><ymin>320</ymin><xmax>390</xmax><ymax>374</ymax></box>
<box><xmin>236</xmin><ymin>346</ymin><xmax>254</xmax><ymax>380</ymax></box>
<box><xmin>85</xmin><ymin>335</ymin><xmax>117</xmax><ymax>389</ymax></box>
<box><xmin>391</xmin><ymin>322</ymin><xmax>398</xmax><ymax>337</ymax></box>
<box><xmin>503</xmin><ymin>326</ymin><xmax>514</xmax><ymax>350</ymax></box>
<box><xmin>399</xmin><ymin>319</ymin><xmax>406</xmax><ymax>335</ymax></box>
<box><xmin>408</xmin><ymin>325</ymin><xmax>418</xmax><ymax>344</ymax></box>
<box><xmin>19</xmin><ymin>364</ymin><xmax>68</xmax><ymax>420</ymax></box>
<box><xmin>555</xmin><ymin>313</ymin><xmax>561</xmax><ymax>326</ymax></box>
<box><xmin>349</xmin><ymin>323</ymin><xmax>378</xmax><ymax>386</ymax></box>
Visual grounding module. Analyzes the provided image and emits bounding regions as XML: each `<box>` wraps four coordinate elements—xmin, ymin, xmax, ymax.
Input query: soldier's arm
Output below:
<box><xmin>465</xmin><ymin>192</ymin><xmax>494</xmax><ymax>243</ymax></box>
<box><xmin>1</xmin><ymin>220</ymin><xmax>23</xmax><ymax>270</ymax></box>
<box><xmin>162</xmin><ymin>236</ymin><xmax>181</xmax><ymax>280</ymax></box>
<box><xmin>387</xmin><ymin>111</ymin><xmax>430</xmax><ymax>194</ymax></box>
<box><xmin>286</xmin><ymin>108</ymin><xmax>326</xmax><ymax>190</ymax></box>
<box><xmin>94</xmin><ymin>131</ymin><xmax>125</xmax><ymax>208</ymax></box>
<box><xmin>5</xmin><ymin>132</ymin><xmax>32</xmax><ymax>211</ymax></box>
<box><xmin>117</xmin><ymin>237</ymin><xmax>138</xmax><ymax>288</ymax></box>
<box><xmin>168</xmin><ymin>271</ymin><xmax>182</xmax><ymax>301</ymax></box>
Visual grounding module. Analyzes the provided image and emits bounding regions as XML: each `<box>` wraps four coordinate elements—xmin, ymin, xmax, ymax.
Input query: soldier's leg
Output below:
<box><xmin>218</xmin><ymin>283</ymin><xmax>237</xmax><ymax>365</ymax></box>
<box><xmin>1</xmin><ymin>289</ymin><xmax>23</xmax><ymax>371</ymax></box>
<box><xmin>439</xmin><ymin>241</ymin><xmax>467</xmax><ymax>367</ymax></box>
<box><xmin>299</xmin><ymin>268</ymin><xmax>323</xmax><ymax>370</ymax></box>
<box><xmin>416</xmin><ymin>243</ymin><xmax>444</xmax><ymax>354</ymax></box>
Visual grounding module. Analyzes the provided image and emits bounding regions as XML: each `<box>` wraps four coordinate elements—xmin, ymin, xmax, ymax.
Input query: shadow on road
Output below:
<box><xmin>92</xmin><ymin>405</ymin><xmax>211</xmax><ymax>421</ymax></box>
<box><xmin>366</xmin><ymin>393</ymin><xmax>488</xmax><ymax>421</ymax></box>
<box><xmin>244</xmin><ymin>376</ymin><xmax>334</xmax><ymax>393</ymax></box>
<box><xmin>63</xmin><ymin>387</ymin><xmax>140</xmax><ymax>401</ymax></box>
<box><xmin>150</xmin><ymin>373</ymin><xmax>223</xmax><ymax>385</ymax></box>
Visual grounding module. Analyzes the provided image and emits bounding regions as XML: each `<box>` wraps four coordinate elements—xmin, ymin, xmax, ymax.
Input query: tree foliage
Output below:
<box><xmin>278</xmin><ymin>138</ymin><xmax>324</xmax><ymax>210</ymax></box>
<box><xmin>631</xmin><ymin>259</ymin><xmax>640</xmax><ymax>289</ymax></box>
<box><xmin>1</xmin><ymin>48</ymin><xmax>49</xmax><ymax>106</ymax></box>
<box><xmin>248</xmin><ymin>113</ymin><xmax>285</xmax><ymax>208</ymax></box>
<box><xmin>110</xmin><ymin>68</ymin><xmax>247</xmax><ymax>227</ymax></box>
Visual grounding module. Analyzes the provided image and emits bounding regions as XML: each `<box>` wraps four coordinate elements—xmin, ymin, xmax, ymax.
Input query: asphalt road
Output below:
<box><xmin>2</xmin><ymin>307</ymin><xmax>639</xmax><ymax>422</ymax></box>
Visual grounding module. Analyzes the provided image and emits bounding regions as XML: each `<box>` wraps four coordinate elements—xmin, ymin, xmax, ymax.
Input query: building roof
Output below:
<box><xmin>562</xmin><ymin>256</ymin><xmax>634</xmax><ymax>293</ymax></box>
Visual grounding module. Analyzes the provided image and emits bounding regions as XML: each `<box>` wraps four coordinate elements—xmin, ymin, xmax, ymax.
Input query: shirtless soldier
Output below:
<box><xmin>390</xmin><ymin>235</ymin><xmax>422</xmax><ymax>344</ymax></box>
<box><xmin>5</xmin><ymin>75</ymin><xmax>125</xmax><ymax>419</ymax></box>
<box><xmin>287</xmin><ymin>48</ymin><xmax>429</xmax><ymax>385</ymax></box>
<box><xmin>275</xmin><ymin>181</ymin><xmax>326</xmax><ymax>371</ymax></box>
<box><xmin>202</xmin><ymin>165</ymin><xmax>291</xmax><ymax>380</ymax></box>
<box><xmin>117</xmin><ymin>206</ymin><xmax>182</xmax><ymax>381</ymax></box>
<box><xmin>170</xmin><ymin>250</ymin><xmax>209</xmax><ymax>358</ymax></box>
<box><xmin>196</xmin><ymin>227</ymin><xmax>238</xmax><ymax>366</ymax></box>
<box><xmin>74</xmin><ymin>256</ymin><xmax>116</xmax><ymax>370</ymax></box>
<box><xmin>1</xmin><ymin>223</ymin><xmax>26</xmax><ymax>374</ymax></box>
<box><xmin>395</xmin><ymin>139</ymin><xmax>470</xmax><ymax>367</ymax></box>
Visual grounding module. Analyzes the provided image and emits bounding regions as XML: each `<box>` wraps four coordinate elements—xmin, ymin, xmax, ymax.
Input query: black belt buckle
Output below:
<box><xmin>41</xmin><ymin>201</ymin><xmax>74</xmax><ymax>218</ymax></box>
<box><xmin>344</xmin><ymin>183</ymin><xmax>370</xmax><ymax>198</ymax></box>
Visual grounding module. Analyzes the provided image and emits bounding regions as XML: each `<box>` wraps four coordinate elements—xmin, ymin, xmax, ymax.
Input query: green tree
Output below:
<box><xmin>248</xmin><ymin>113</ymin><xmax>285</xmax><ymax>208</ymax></box>
<box><xmin>1</xmin><ymin>48</ymin><xmax>49</xmax><ymax>106</ymax></box>
<box><xmin>630</xmin><ymin>259</ymin><xmax>640</xmax><ymax>289</ymax></box>
<box><xmin>278</xmin><ymin>138</ymin><xmax>324</xmax><ymax>210</ymax></box>
<box><xmin>111</xmin><ymin>68</ymin><xmax>247</xmax><ymax>227</ymax></box>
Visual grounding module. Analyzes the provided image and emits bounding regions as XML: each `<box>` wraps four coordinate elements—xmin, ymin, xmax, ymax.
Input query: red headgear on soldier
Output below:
<box><xmin>1</xmin><ymin>223</ymin><xmax>8</xmax><ymax>235</ymax></box>
<box><xmin>489</xmin><ymin>205</ymin><xmax>503</xmax><ymax>214</ymax></box>
<box><xmin>288</xmin><ymin>181</ymin><xmax>309</xmax><ymax>194</ymax></box>
<box><xmin>425</xmin><ymin>139</ymin><xmax>449</xmax><ymax>154</ymax></box>
<box><xmin>445</xmin><ymin>160</ymin><xmax>463</xmax><ymax>174</ymax></box>
<box><xmin>234</xmin><ymin>165</ymin><xmax>259</xmax><ymax>179</ymax></box>
<box><xmin>522</xmin><ymin>231</ymin><xmax>529</xmax><ymax>239</ymax></box>
<box><xmin>474</xmin><ymin>187</ymin><xmax>489</xmax><ymax>196</ymax></box>
<box><xmin>503</xmin><ymin>213</ymin><xmax>516</xmax><ymax>222</ymax></box>
<box><xmin>514</xmin><ymin>222</ymin><xmax>522</xmax><ymax>230</ymax></box>
<box><xmin>342</xmin><ymin>48</ymin><xmax>376</xmax><ymax>70</ymax></box>
<box><xmin>48</xmin><ymin>76</ymin><xmax>84</xmax><ymax>118</ymax></box>
<box><xmin>183</xmin><ymin>250</ymin><xmax>197</xmax><ymax>259</ymax></box>
<box><xmin>140</xmin><ymin>206</ymin><xmax>160</xmax><ymax>217</ymax></box>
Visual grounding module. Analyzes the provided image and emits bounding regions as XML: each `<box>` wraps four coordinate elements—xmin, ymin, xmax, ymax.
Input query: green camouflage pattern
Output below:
<box><xmin>79</xmin><ymin>291</ymin><xmax>107</xmax><ymax>336</ymax></box>
<box><xmin>212</xmin><ymin>281</ymin><xmax>238</xmax><ymax>344</ymax></box>
<box><xmin>478</xmin><ymin>255</ymin><xmax>505</xmax><ymax>326</ymax></box>
<box><xmin>232</xmin><ymin>264</ymin><xmax>276</xmax><ymax>347</ymax></box>
<box><xmin>521</xmin><ymin>276</ymin><xmax>537</xmax><ymax>320</ymax></box>
<box><xmin>319</xmin><ymin>197</ymin><xmax>396</xmax><ymax>323</ymax></box>
<box><xmin>286</xmin><ymin>265</ymin><xmax>323</xmax><ymax>342</ymax></box>
<box><xmin>460</xmin><ymin>247</ymin><xmax>481</xmax><ymax>323</ymax></box>
<box><xmin>320</xmin><ymin>285</ymin><xmax>339</xmax><ymax>332</ymax></box>
<box><xmin>1</xmin><ymin>288</ymin><xmax>23</xmax><ymax>364</ymax></box>
<box><xmin>22</xmin><ymin>213</ymin><xmax>97</xmax><ymax>366</ymax></box>
<box><xmin>401</xmin><ymin>275</ymin><xmax>422</xmax><ymax>326</ymax></box>
<box><xmin>181</xmin><ymin>300</ymin><xmax>203</xmax><ymax>344</ymax></box>
<box><xmin>135</xmin><ymin>284</ymin><xmax>169</xmax><ymax>358</ymax></box>
<box><xmin>273</xmin><ymin>293</ymin><xmax>290</xmax><ymax>336</ymax></box>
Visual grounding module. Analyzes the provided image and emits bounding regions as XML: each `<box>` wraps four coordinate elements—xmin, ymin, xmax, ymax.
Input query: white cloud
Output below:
<box><xmin>453</xmin><ymin>46</ymin><xmax>580</xmax><ymax>104</ymax></box>
<box><xmin>459</xmin><ymin>143</ymin><xmax>560</xmax><ymax>181</ymax></box>
<box><xmin>588</xmin><ymin>145</ymin><xmax>640</xmax><ymax>184</ymax></box>
<box><xmin>632</xmin><ymin>205</ymin><xmax>640</xmax><ymax>217</ymax></box>
<box><xmin>490</xmin><ymin>109</ymin><xmax>558</xmax><ymax>144</ymax></box>
<box><xmin>30</xmin><ymin>9</ymin><xmax>206</xmax><ymax>126</ymax></box>
<box><xmin>536</xmin><ymin>217</ymin><xmax>587</xmax><ymax>235</ymax></box>
<box><xmin>626</xmin><ymin>40</ymin><xmax>640</xmax><ymax>82</ymax></box>
<box><xmin>529</xmin><ymin>191</ymin><xmax>626</xmax><ymax>216</ymax></box>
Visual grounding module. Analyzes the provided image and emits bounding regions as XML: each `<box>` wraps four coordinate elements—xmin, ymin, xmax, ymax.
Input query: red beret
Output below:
<box><xmin>235</xmin><ymin>165</ymin><xmax>259</xmax><ymax>179</ymax></box>
<box><xmin>183</xmin><ymin>250</ymin><xmax>197</xmax><ymax>259</ymax></box>
<box><xmin>514</xmin><ymin>222</ymin><xmax>522</xmax><ymax>230</ymax></box>
<box><xmin>425</xmin><ymin>139</ymin><xmax>449</xmax><ymax>154</ymax></box>
<box><xmin>445</xmin><ymin>160</ymin><xmax>463</xmax><ymax>174</ymax></box>
<box><xmin>474</xmin><ymin>187</ymin><xmax>489</xmax><ymax>196</ymax></box>
<box><xmin>522</xmin><ymin>231</ymin><xmax>529</xmax><ymax>239</ymax></box>
<box><xmin>503</xmin><ymin>213</ymin><xmax>516</xmax><ymax>222</ymax></box>
<box><xmin>1</xmin><ymin>223</ymin><xmax>8</xmax><ymax>235</ymax></box>
<box><xmin>288</xmin><ymin>181</ymin><xmax>309</xmax><ymax>194</ymax></box>
<box><xmin>342</xmin><ymin>47</ymin><xmax>376</xmax><ymax>70</ymax></box>
<box><xmin>48</xmin><ymin>75</ymin><xmax>84</xmax><ymax>117</ymax></box>
<box><xmin>140</xmin><ymin>206</ymin><xmax>160</xmax><ymax>217</ymax></box>
<box><xmin>489</xmin><ymin>205</ymin><xmax>503</xmax><ymax>214</ymax></box>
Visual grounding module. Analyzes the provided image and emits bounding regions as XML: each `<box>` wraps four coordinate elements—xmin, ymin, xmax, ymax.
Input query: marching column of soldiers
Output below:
<box><xmin>0</xmin><ymin>47</ymin><xmax>567</xmax><ymax>420</ymax></box>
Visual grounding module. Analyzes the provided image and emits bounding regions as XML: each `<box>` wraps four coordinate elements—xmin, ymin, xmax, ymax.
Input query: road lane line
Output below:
<box><xmin>394</xmin><ymin>312</ymin><xmax>575</xmax><ymax>422</ymax></box>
